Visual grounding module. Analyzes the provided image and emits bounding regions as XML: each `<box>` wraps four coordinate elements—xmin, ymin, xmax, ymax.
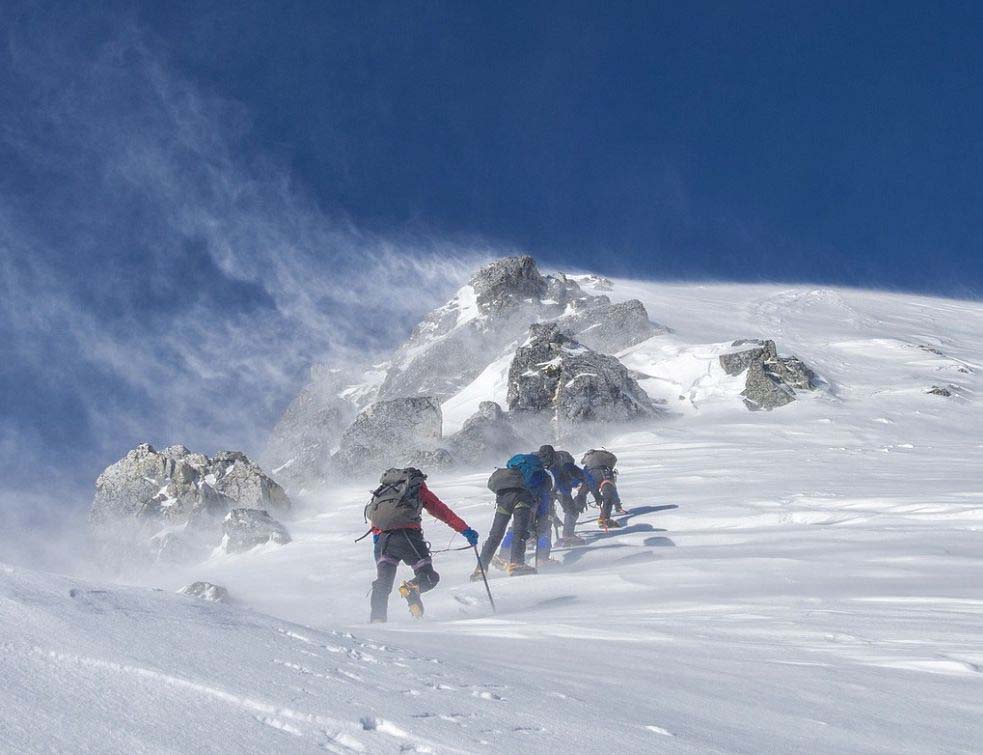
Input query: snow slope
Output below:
<box><xmin>4</xmin><ymin>279</ymin><xmax>983</xmax><ymax>753</ymax></box>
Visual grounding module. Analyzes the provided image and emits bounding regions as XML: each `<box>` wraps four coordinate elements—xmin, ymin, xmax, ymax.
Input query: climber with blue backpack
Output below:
<box><xmin>472</xmin><ymin>446</ymin><xmax>555</xmax><ymax>578</ymax></box>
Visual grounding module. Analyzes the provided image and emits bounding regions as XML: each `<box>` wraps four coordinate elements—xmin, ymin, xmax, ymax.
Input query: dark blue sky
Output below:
<box><xmin>2</xmin><ymin>1</ymin><xmax>983</xmax><ymax>499</ymax></box>
<box><xmin>144</xmin><ymin>0</ymin><xmax>983</xmax><ymax>288</ymax></box>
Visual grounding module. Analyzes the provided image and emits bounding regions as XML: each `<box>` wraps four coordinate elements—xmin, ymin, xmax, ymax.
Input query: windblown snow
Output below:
<box><xmin>4</xmin><ymin>278</ymin><xmax>983</xmax><ymax>753</ymax></box>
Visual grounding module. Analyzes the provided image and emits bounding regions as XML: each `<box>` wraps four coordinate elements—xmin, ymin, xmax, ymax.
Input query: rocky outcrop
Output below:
<box><xmin>222</xmin><ymin>509</ymin><xmax>291</xmax><ymax>554</ymax></box>
<box><xmin>445</xmin><ymin>401</ymin><xmax>527</xmax><ymax>463</ymax></box>
<box><xmin>553</xmin><ymin>298</ymin><xmax>665</xmax><ymax>353</ymax></box>
<box><xmin>376</xmin><ymin>257</ymin><xmax>600</xmax><ymax>402</ymax></box>
<box><xmin>507</xmin><ymin>324</ymin><xmax>658</xmax><ymax>423</ymax></box>
<box><xmin>179</xmin><ymin>582</ymin><xmax>230</xmax><ymax>603</ymax></box>
<box><xmin>207</xmin><ymin>451</ymin><xmax>292</xmax><ymax>512</ymax></box>
<box><xmin>719</xmin><ymin>340</ymin><xmax>819</xmax><ymax>410</ymax></box>
<box><xmin>332</xmin><ymin>396</ymin><xmax>444</xmax><ymax>474</ymax></box>
<box><xmin>90</xmin><ymin>444</ymin><xmax>291</xmax><ymax>563</ymax></box>
<box><xmin>472</xmin><ymin>255</ymin><xmax>549</xmax><ymax>309</ymax></box>
<box><xmin>91</xmin><ymin>444</ymin><xmax>232</xmax><ymax>529</ymax></box>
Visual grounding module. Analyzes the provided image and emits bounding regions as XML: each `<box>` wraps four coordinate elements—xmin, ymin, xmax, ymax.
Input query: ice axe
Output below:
<box><xmin>471</xmin><ymin>544</ymin><xmax>496</xmax><ymax>613</ymax></box>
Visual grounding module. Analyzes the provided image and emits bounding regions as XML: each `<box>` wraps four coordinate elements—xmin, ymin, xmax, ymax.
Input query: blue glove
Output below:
<box><xmin>462</xmin><ymin>528</ymin><xmax>479</xmax><ymax>546</ymax></box>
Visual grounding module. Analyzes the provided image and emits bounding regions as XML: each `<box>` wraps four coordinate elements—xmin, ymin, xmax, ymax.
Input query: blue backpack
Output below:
<box><xmin>506</xmin><ymin>453</ymin><xmax>549</xmax><ymax>492</ymax></box>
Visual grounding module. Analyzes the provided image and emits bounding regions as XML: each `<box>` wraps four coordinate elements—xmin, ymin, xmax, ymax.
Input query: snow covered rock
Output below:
<box><xmin>207</xmin><ymin>451</ymin><xmax>291</xmax><ymax>513</ymax></box>
<box><xmin>445</xmin><ymin>401</ymin><xmax>528</xmax><ymax>463</ymax></box>
<box><xmin>471</xmin><ymin>254</ymin><xmax>549</xmax><ymax>309</ymax></box>
<box><xmin>90</xmin><ymin>444</ymin><xmax>291</xmax><ymax>562</ymax></box>
<box><xmin>222</xmin><ymin>509</ymin><xmax>291</xmax><ymax>554</ymax></box>
<box><xmin>332</xmin><ymin>396</ymin><xmax>444</xmax><ymax>474</ymax></box>
<box><xmin>507</xmin><ymin>324</ymin><xmax>658</xmax><ymax>423</ymax></box>
<box><xmin>553</xmin><ymin>298</ymin><xmax>665</xmax><ymax>353</ymax></box>
<box><xmin>719</xmin><ymin>339</ymin><xmax>819</xmax><ymax>410</ymax></box>
<box><xmin>376</xmin><ymin>256</ymin><xmax>598</xmax><ymax>402</ymax></box>
<box><xmin>91</xmin><ymin>444</ymin><xmax>232</xmax><ymax>529</ymax></box>
<box><xmin>179</xmin><ymin>581</ymin><xmax>230</xmax><ymax>603</ymax></box>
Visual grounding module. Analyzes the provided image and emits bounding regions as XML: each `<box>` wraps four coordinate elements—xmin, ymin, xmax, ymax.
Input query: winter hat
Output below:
<box><xmin>538</xmin><ymin>444</ymin><xmax>556</xmax><ymax>467</ymax></box>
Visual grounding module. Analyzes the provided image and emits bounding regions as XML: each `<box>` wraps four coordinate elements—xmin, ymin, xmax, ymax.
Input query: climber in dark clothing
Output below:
<box><xmin>474</xmin><ymin>447</ymin><xmax>554</xmax><ymax>577</ymax></box>
<box><xmin>366</xmin><ymin>468</ymin><xmax>477</xmax><ymax>622</ymax></box>
<box><xmin>576</xmin><ymin>449</ymin><xmax>624</xmax><ymax>528</ymax></box>
<box><xmin>547</xmin><ymin>449</ymin><xmax>599</xmax><ymax>546</ymax></box>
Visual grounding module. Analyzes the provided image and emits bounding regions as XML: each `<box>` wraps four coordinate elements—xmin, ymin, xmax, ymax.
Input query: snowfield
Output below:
<box><xmin>3</xmin><ymin>278</ymin><xmax>983</xmax><ymax>753</ymax></box>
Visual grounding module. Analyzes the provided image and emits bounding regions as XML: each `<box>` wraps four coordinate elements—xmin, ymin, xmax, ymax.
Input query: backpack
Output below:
<box><xmin>506</xmin><ymin>453</ymin><xmax>549</xmax><ymax>491</ymax></box>
<box><xmin>581</xmin><ymin>449</ymin><xmax>617</xmax><ymax>471</ymax></box>
<box><xmin>553</xmin><ymin>450</ymin><xmax>576</xmax><ymax>469</ymax></box>
<box><xmin>364</xmin><ymin>468</ymin><xmax>427</xmax><ymax>531</ymax></box>
<box><xmin>487</xmin><ymin>467</ymin><xmax>526</xmax><ymax>494</ymax></box>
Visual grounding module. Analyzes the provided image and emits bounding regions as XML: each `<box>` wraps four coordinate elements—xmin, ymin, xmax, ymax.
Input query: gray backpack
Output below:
<box><xmin>553</xmin><ymin>450</ymin><xmax>576</xmax><ymax>469</ymax></box>
<box><xmin>487</xmin><ymin>467</ymin><xmax>526</xmax><ymax>494</ymax></box>
<box><xmin>365</xmin><ymin>468</ymin><xmax>427</xmax><ymax>531</ymax></box>
<box><xmin>581</xmin><ymin>449</ymin><xmax>617</xmax><ymax>471</ymax></box>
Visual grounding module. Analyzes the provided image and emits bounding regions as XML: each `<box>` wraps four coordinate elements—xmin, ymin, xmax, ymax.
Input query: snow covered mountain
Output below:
<box><xmin>7</xmin><ymin>275</ymin><xmax>983</xmax><ymax>753</ymax></box>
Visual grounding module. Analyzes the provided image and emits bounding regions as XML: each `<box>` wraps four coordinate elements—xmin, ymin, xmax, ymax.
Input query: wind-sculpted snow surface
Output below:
<box><xmin>6</xmin><ymin>279</ymin><xmax>983</xmax><ymax>753</ymax></box>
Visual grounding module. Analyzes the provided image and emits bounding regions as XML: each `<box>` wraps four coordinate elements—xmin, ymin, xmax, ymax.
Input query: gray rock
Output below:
<box><xmin>90</xmin><ymin>444</ymin><xmax>291</xmax><ymax>563</ymax></box>
<box><xmin>332</xmin><ymin>396</ymin><xmax>444</xmax><ymax>474</ymax></box>
<box><xmin>179</xmin><ymin>581</ymin><xmax>230</xmax><ymax>603</ymax></box>
<box><xmin>553</xmin><ymin>298</ymin><xmax>665</xmax><ymax>353</ymax></box>
<box><xmin>376</xmin><ymin>257</ymin><xmax>603</xmax><ymax>402</ymax></box>
<box><xmin>222</xmin><ymin>509</ymin><xmax>291</xmax><ymax>554</ymax></box>
<box><xmin>207</xmin><ymin>451</ymin><xmax>291</xmax><ymax>513</ymax></box>
<box><xmin>507</xmin><ymin>324</ymin><xmax>658</xmax><ymax>423</ymax></box>
<box><xmin>445</xmin><ymin>401</ymin><xmax>528</xmax><ymax>463</ymax></box>
<box><xmin>927</xmin><ymin>385</ymin><xmax>956</xmax><ymax>397</ymax></box>
<box><xmin>471</xmin><ymin>255</ymin><xmax>549</xmax><ymax>309</ymax></box>
<box><xmin>719</xmin><ymin>340</ymin><xmax>819</xmax><ymax>411</ymax></box>
<box><xmin>743</xmin><ymin>361</ymin><xmax>797</xmax><ymax>410</ymax></box>
<box><xmin>91</xmin><ymin>443</ymin><xmax>233</xmax><ymax>529</ymax></box>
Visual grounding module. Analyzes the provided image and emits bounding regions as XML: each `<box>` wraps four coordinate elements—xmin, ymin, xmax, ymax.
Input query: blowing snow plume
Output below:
<box><xmin>0</xmin><ymin>19</ymin><xmax>488</xmax><ymax>520</ymax></box>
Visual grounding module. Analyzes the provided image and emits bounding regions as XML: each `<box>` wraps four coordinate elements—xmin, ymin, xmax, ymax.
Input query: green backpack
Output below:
<box><xmin>365</xmin><ymin>468</ymin><xmax>427</xmax><ymax>531</ymax></box>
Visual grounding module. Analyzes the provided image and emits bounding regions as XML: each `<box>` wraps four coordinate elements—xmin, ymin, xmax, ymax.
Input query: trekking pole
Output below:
<box><xmin>471</xmin><ymin>544</ymin><xmax>496</xmax><ymax>613</ymax></box>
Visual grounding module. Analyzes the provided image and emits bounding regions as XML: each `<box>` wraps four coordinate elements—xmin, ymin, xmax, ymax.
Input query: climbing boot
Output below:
<box><xmin>398</xmin><ymin>580</ymin><xmax>424</xmax><ymax>618</ymax></box>
<box><xmin>506</xmin><ymin>562</ymin><xmax>538</xmax><ymax>577</ymax></box>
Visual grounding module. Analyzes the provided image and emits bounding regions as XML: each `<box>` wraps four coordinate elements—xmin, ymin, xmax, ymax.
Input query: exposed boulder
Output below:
<box><xmin>507</xmin><ymin>324</ymin><xmax>658</xmax><ymax>423</ymax></box>
<box><xmin>91</xmin><ymin>444</ymin><xmax>232</xmax><ymax>529</ymax></box>
<box><xmin>90</xmin><ymin>444</ymin><xmax>291</xmax><ymax>563</ymax></box>
<box><xmin>179</xmin><ymin>581</ymin><xmax>230</xmax><ymax>603</ymax></box>
<box><xmin>332</xmin><ymin>396</ymin><xmax>444</xmax><ymax>474</ymax></box>
<box><xmin>445</xmin><ymin>401</ymin><xmax>528</xmax><ymax>463</ymax></box>
<box><xmin>553</xmin><ymin>298</ymin><xmax>666</xmax><ymax>353</ymax></box>
<box><xmin>926</xmin><ymin>384</ymin><xmax>966</xmax><ymax>398</ymax></box>
<box><xmin>222</xmin><ymin>509</ymin><xmax>291</xmax><ymax>554</ymax></box>
<box><xmin>719</xmin><ymin>340</ymin><xmax>819</xmax><ymax>410</ymax></box>
<box><xmin>207</xmin><ymin>451</ymin><xmax>292</xmax><ymax>512</ymax></box>
<box><xmin>471</xmin><ymin>254</ymin><xmax>549</xmax><ymax>309</ymax></box>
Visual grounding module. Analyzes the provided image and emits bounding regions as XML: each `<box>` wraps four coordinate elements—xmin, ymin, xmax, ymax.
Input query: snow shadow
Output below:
<box><xmin>643</xmin><ymin>536</ymin><xmax>675</xmax><ymax>547</ymax></box>
<box><xmin>619</xmin><ymin>504</ymin><xmax>679</xmax><ymax>521</ymax></box>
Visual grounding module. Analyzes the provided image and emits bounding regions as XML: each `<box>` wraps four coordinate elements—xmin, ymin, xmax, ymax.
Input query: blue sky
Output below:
<box><xmin>2</xmin><ymin>1</ymin><xmax>982</xmax><ymax>500</ymax></box>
